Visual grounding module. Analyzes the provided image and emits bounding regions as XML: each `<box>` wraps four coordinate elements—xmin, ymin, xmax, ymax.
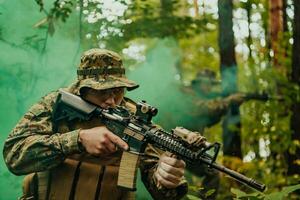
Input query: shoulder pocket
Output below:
<box><xmin>29</xmin><ymin>104</ymin><xmax>47</xmax><ymax>117</ymax></box>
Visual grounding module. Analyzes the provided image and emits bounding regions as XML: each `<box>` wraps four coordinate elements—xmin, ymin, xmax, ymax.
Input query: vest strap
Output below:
<box><xmin>74</xmin><ymin>162</ymin><xmax>103</xmax><ymax>200</ymax></box>
<box><xmin>48</xmin><ymin>159</ymin><xmax>80</xmax><ymax>199</ymax></box>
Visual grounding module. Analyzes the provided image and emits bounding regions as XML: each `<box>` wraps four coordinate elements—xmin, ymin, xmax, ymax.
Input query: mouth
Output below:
<box><xmin>101</xmin><ymin>103</ymin><xmax>116</xmax><ymax>109</ymax></box>
<box><xmin>101</xmin><ymin>104</ymin><xmax>109</xmax><ymax>109</ymax></box>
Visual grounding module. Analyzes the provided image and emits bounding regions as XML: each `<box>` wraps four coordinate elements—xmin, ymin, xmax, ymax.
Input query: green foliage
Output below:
<box><xmin>231</xmin><ymin>184</ymin><xmax>300</xmax><ymax>200</ymax></box>
<box><xmin>33</xmin><ymin>0</ymin><xmax>214</xmax><ymax>53</ymax></box>
<box><xmin>33</xmin><ymin>0</ymin><xmax>75</xmax><ymax>36</ymax></box>
<box><xmin>184</xmin><ymin>184</ymin><xmax>216</xmax><ymax>200</ymax></box>
<box><xmin>35</xmin><ymin>0</ymin><xmax>74</xmax><ymax>22</ymax></box>
<box><xmin>0</xmin><ymin>0</ymin><xmax>299</xmax><ymax>199</ymax></box>
<box><xmin>186</xmin><ymin>194</ymin><xmax>201</xmax><ymax>200</ymax></box>
<box><xmin>231</xmin><ymin>188</ymin><xmax>263</xmax><ymax>200</ymax></box>
<box><xmin>178</xmin><ymin>30</ymin><xmax>219</xmax><ymax>82</ymax></box>
<box><xmin>35</xmin><ymin>0</ymin><xmax>44</xmax><ymax>11</ymax></box>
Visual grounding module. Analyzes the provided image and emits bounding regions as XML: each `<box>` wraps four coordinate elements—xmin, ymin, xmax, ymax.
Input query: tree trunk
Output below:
<box><xmin>287</xmin><ymin>0</ymin><xmax>300</xmax><ymax>176</ymax></box>
<box><xmin>193</xmin><ymin>0</ymin><xmax>199</xmax><ymax>17</ymax></box>
<box><xmin>269</xmin><ymin>0</ymin><xmax>284</xmax><ymax>68</ymax></box>
<box><xmin>218</xmin><ymin>0</ymin><xmax>242</xmax><ymax>158</ymax></box>
<box><xmin>160</xmin><ymin>0</ymin><xmax>173</xmax><ymax>17</ymax></box>
<box><xmin>245</xmin><ymin>1</ymin><xmax>252</xmax><ymax>59</ymax></box>
<box><xmin>282</xmin><ymin>0</ymin><xmax>288</xmax><ymax>32</ymax></box>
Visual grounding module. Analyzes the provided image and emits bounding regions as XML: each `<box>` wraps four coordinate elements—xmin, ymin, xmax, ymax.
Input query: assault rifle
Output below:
<box><xmin>249</xmin><ymin>93</ymin><xmax>281</xmax><ymax>101</ymax></box>
<box><xmin>53</xmin><ymin>89</ymin><xmax>266</xmax><ymax>192</ymax></box>
<box><xmin>232</xmin><ymin>92</ymin><xmax>284</xmax><ymax>102</ymax></box>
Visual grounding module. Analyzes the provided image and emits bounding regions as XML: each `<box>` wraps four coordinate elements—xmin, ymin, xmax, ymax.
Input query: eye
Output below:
<box><xmin>116</xmin><ymin>88</ymin><xmax>122</xmax><ymax>94</ymax></box>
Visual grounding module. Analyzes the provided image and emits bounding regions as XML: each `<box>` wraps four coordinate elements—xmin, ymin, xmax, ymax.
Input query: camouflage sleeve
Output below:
<box><xmin>140</xmin><ymin>144</ymin><xmax>188</xmax><ymax>200</ymax></box>
<box><xmin>193</xmin><ymin>98</ymin><xmax>230</xmax><ymax>126</ymax></box>
<box><xmin>194</xmin><ymin>98</ymin><xmax>229</xmax><ymax>116</ymax></box>
<box><xmin>3</xmin><ymin>92</ymin><xmax>82</xmax><ymax>175</ymax></box>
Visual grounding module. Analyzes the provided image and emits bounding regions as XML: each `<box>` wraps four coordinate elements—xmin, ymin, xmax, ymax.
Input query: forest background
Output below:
<box><xmin>0</xmin><ymin>0</ymin><xmax>300</xmax><ymax>199</ymax></box>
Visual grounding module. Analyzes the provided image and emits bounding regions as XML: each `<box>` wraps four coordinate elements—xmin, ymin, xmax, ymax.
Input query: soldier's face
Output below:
<box><xmin>199</xmin><ymin>83</ymin><xmax>212</xmax><ymax>94</ymax></box>
<box><xmin>82</xmin><ymin>87</ymin><xmax>125</xmax><ymax>109</ymax></box>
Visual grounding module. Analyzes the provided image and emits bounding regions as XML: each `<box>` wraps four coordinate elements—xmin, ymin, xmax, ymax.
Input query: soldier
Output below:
<box><xmin>189</xmin><ymin>69</ymin><xmax>244</xmax><ymax>130</ymax></box>
<box><xmin>3</xmin><ymin>49</ymin><xmax>188</xmax><ymax>200</ymax></box>
<box><xmin>186</xmin><ymin>69</ymin><xmax>244</xmax><ymax>200</ymax></box>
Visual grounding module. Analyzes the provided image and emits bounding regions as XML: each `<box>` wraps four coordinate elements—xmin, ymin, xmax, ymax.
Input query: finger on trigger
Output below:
<box><xmin>106</xmin><ymin>141</ymin><xmax>117</xmax><ymax>152</ymax></box>
<box><xmin>107</xmin><ymin>131</ymin><xmax>128</xmax><ymax>150</ymax></box>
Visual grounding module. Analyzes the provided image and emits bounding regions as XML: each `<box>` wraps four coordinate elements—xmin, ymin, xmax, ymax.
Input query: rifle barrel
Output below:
<box><xmin>199</xmin><ymin>157</ymin><xmax>266</xmax><ymax>192</ymax></box>
<box><xmin>244</xmin><ymin>93</ymin><xmax>283</xmax><ymax>101</ymax></box>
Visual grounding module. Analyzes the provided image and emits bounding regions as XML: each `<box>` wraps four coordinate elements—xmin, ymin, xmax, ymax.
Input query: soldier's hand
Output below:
<box><xmin>226</xmin><ymin>93</ymin><xmax>246</xmax><ymax>106</ymax></box>
<box><xmin>78</xmin><ymin>126</ymin><xmax>128</xmax><ymax>156</ymax></box>
<box><xmin>154</xmin><ymin>152</ymin><xmax>186</xmax><ymax>189</ymax></box>
<box><xmin>186</xmin><ymin>132</ymin><xmax>207</xmax><ymax>149</ymax></box>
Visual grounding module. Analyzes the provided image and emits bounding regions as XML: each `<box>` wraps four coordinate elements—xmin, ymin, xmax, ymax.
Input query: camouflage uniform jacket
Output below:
<box><xmin>3</xmin><ymin>88</ymin><xmax>188</xmax><ymax>200</ymax></box>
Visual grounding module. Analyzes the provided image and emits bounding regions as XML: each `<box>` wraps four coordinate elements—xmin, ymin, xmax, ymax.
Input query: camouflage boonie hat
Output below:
<box><xmin>191</xmin><ymin>69</ymin><xmax>220</xmax><ymax>86</ymax></box>
<box><xmin>76</xmin><ymin>48</ymin><xmax>139</xmax><ymax>94</ymax></box>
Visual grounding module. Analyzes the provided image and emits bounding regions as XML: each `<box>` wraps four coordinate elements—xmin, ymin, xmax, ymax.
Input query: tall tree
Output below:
<box><xmin>218</xmin><ymin>0</ymin><xmax>242</xmax><ymax>158</ymax></box>
<box><xmin>160</xmin><ymin>0</ymin><xmax>174</xmax><ymax>17</ymax></box>
<box><xmin>193</xmin><ymin>0</ymin><xmax>199</xmax><ymax>17</ymax></box>
<box><xmin>269</xmin><ymin>0</ymin><xmax>284</xmax><ymax>69</ymax></box>
<box><xmin>245</xmin><ymin>1</ymin><xmax>253</xmax><ymax>59</ymax></box>
<box><xmin>282</xmin><ymin>0</ymin><xmax>288</xmax><ymax>32</ymax></box>
<box><xmin>287</xmin><ymin>0</ymin><xmax>300</xmax><ymax>176</ymax></box>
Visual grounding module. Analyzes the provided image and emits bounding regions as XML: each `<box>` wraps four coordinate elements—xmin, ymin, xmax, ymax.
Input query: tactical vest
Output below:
<box><xmin>23</xmin><ymin>155</ymin><xmax>135</xmax><ymax>200</ymax></box>
<box><xmin>21</xmin><ymin>99</ymin><xmax>138</xmax><ymax>200</ymax></box>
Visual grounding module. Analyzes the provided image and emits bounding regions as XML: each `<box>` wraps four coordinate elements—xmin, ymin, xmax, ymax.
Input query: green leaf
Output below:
<box><xmin>186</xmin><ymin>194</ymin><xmax>202</xmax><ymax>200</ymax></box>
<box><xmin>231</xmin><ymin>188</ymin><xmax>248</xmax><ymax>198</ymax></box>
<box><xmin>231</xmin><ymin>188</ymin><xmax>262</xmax><ymax>199</ymax></box>
<box><xmin>264</xmin><ymin>184</ymin><xmax>300</xmax><ymax>200</ymax></box>
<box><xmin>48</xmin><ymin>19</ymin><xmax>55</xmax><ymax>36</ymax></box>
<box><xmin>188</xmin><ymin>185</ymin><xmax>203</xmax><ymax>192</ymax></box>
<box><xmin>205</xmin><ymin>189</ymin><xmax>216</xmax><ymax>198</ymax></box>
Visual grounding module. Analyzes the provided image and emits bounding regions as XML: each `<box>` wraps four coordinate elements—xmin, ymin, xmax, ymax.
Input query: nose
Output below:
<box><xmin>105</xmin><ymin>96</ymin><xmax>116</xmax><ymax>107</ymax></box>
